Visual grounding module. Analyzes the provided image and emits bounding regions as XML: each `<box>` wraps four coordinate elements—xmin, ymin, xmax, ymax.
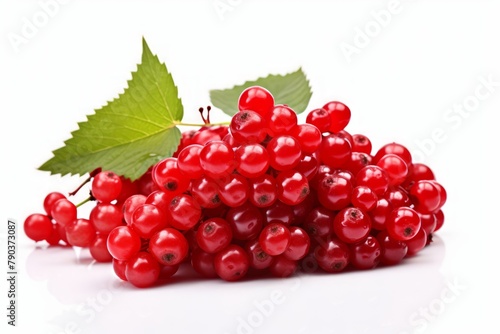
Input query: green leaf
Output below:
<box><xmin>209</xmin><ymin>68</ymin><xmax>312</xmax><ymax>116</ymax></box>
<box><xmin>39</xmin><ymin>38</ymin><xmax>183</xmax><ymax>181</ymax></box>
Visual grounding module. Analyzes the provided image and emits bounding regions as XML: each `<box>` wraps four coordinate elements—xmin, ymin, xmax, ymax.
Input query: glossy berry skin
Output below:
<box><xmin>24</xmin><ymin>214</ymin><xmax>52</xmax><ymax>242</ymax></box>
<box><xmin>89</xmin><ymin>235</ymin><xmax>113</xmax><ymax>262</ymax></box>
<box><xmin>191</xmin><ymin>249</ymin><xmax>217</xmax><ymax>278</ymax></box>
<box><xmin>225</xmin><ymin>202</ymin><xmax>264</xmax><ymax>240</ymax></box>
<box><xmin>107</xmin><ymin>225</ymin><xmax>141</xmax><ymax>261</ymax></box>
<box><xmin>199</xmin><ymin>141</ymin><xmax>235</xmax><ymax>177</ymax></box>
<box><xmin>283</xmin><ymin>227</ymin><xmax>310</xmax><ymax>261</ymax></box>
<box><xmin>267</xmin><ymin>135</ymin><xmax>302</xmax><ymax>171</ymax></box>
<box><xmin>45</xmin><ymin>224</ymin><xmax>62</xmax><ymax>246</ymax></box>
<box><xmin>350</xmin><ymin>236</ymin><xmax>381</xmax><ymax>270</ymax></box>
<box><xmin>214</xmin><ymin>245</ymin><xmax>250</xmax><ymax>281</ymax></box>
<box><xmin>322</xmin><ymin>101</ymin><xmax>351</xmax><ymax>133</ymax></box>
<box><xmin>333</xmin><ymin>207</ymin><xmax>371</xmax><ymax>244</ymax></box>
<box><xmin>261</xmin><ymin>200</ymin><xmax>294</xmax><ymax>225</ymax></box>
<box><xmin>125</xmin><ymin>252</ymin><xmax>160</xmax><ymax>288</ymax></box>
<box><xmin>217</xmin><ymin>174</ymin><xmax>250</xmax><ymax>208</ymax></box>
<box><xmin>196</xmin><ymin>218</ymin><xmax>233</xmax><ymax>254</ymax></box>
<box><xmin>419</xmin><ymin>213</ymin><xmax>437</xmax><ymax>236</ymax></box>
<box><xmin>122</xmin><ymin>194</ymin><xmax>146</xmax><ymax>225</ymax></box>
<box><xmin>356</xmin><ymin>165</ymin><xmax>390</xmax><ymax>197</ymax></box>
<box><xmin>65</xmin><ymin>218</ymin><xmax>96</xmax><ymax>247</ymax></box>
<box><xmin>386</xmin><ymin>207</ymin><xmax>421</xmax><ymax>241</ymax></box>
<box><xmin>230</xmin><ymin>110</ymin><xmax>268</xmax><ymax>144</ymax></box>
<box><xmin>168</xmin><ymin>195</ymin><xmax>202</xmax><ymax>230</ymax></box>
<box><xmin>152</xmin><ymin>157</ymin><xmax>190</xmax><ymax>196</ymax></box>
<box><xmin>238</xmin><ymin>86</ymin><xmax>274</xmax><ymax>119</ymax></box>
<box><xmin>434</xmin><ymin>209</ymin><xmax>445</xmax><ymax>232</ymax></box>
<box><xmin>248</xmin><ymin>174</ymin><xmax>277</xmax><ymax>208</ymax></box>
<box><xmin>319</xmin><ymin>134</ymin><xmax>351</xmax><ymax>169</ymax></box>
<box><xmin>245</xmin><ymin>238</ymin><xmax>274</xmax><ymax>270</ymax></box>
<box><xmin>303</xmin><ymin>206</ymin><xmax>335</xmax><ymax>237</ymax></box>
<box><xmin>259</xmin><ymin>223</ymin><xmax>291</xmax><ymax>256</ymax></box>
<box><xmin>234</xmin><ymin>144</ymin><xmax>269</xmax><ymax>178</ymax></box>
<box><xmin>409</xmin><ymin>180</ymin><xmax>441</xmax><ymax>213</ymax></box>
<box><xmin>431</xmin><ymin>181</ymin><xmax>447</xmax><ymax>209</ymax></box>
<box><xmin>112</xmin><ymin>259</ymin><xmax>128</xmax><ymax>281</ymax></box>
<box><xmin>268</xmin><ymin>105</ymin><xmax>298</xmax><ymax>136</ymax></box>
<box><xmin>369</xmin><ymin>198</ymin><xmax>393</xmax><ymax>230</ymax></box>
<box><xmin>346</xmin><ymin>152</ymin><xmax>372</xmax><ymax>175</ymax></box>
<box><xmin>402</xmin><ymin>163</ymin><xmax>435</xmax><ymax>190</ymax></box>
<box><xmin>376</xmin><ymin>230</ymin><xmax>408</xmax><ymax>266</ymax></box>
<box><xmin>276</xmin><ymin>170</ymin><xmax>310</xmax><ymax>206</ymax></box>
<box><xmin>351</xmin><ymin>134</ymin><xmax>372</xmax><ymax>154</ymax></box>
<box><xmin>376</xmin><ymin>154</ymin><xmax>408</xmax><ymax>186</ymax></box>
<box><xmin>384</xmin><ymin>187</ymin><xmax>411</xmax><ymax>208</ymax></box>
<box><xmin>130</xmin><ymin>204</ymin><xmax>167</xmax><ymax>238</ymax></box>
<box><xmin>149</xmin><ymin>228</ymin><xmax>189</xmax><ymax>266</ymax></box>
<box><xmin>91</xmin><ymin>171</ymin><xmax>122</xmax><ymax>203</ymax></box>
<box><xmin>190</xmin><ymin>176</ymin><xmax>221</xmax><ymax>209</ymax></box>
<box><xmin>306</xmin><ymin>108</ymin><xmax>331</xmax><ymax>133</ymax></box>
<box><xmin>296</xmin><ymin>155</ymin><xmax>319</xmax><ymax>181</ymax></box>
<box><xmin>269</xmin><ymin>256</ymin><xmax>297</xmax><ymax>278</ymax></box>
<box><xmin>405</xmin><ymin>228</ymin><xmax>427</xmax><ymax>256</ymax></box>
<box><xmin>43</xmin><ymin>192</ymin><xmax>66</xmax><ymax>216</ymax></box>
<box><xmin>373</xmin><ymin>142</ymin><xmax>412</xmax><ymax>166</ymax></box>
<box><xmin>177</xmin><ymin>144</ymin><xmax>204</xmax><ymax>179</ymax></box>
<box><xmin>351</xmin><ymin>186</ymin><xmax>378</xmax><ymax>212</ymax></box>
<box><xmin>145</xmin><ymin>190</ymin><xmax>173</xmax><ymax>214</ymax></box>
<box><xmin>317</xmin><ymin>174</ymin><xmax>352</xmax><ymax>211</ymax></box>
<box><xmin>50</xmin><ymin>198</ymin><xmax>77</xmax><ymax>226</ymax></box>
<box><xmin>290</xmin><ymin>123</ymin><xmax>322</xmax><ymax>154</ymax></box>
<box><xmin>89</xmin><ymin>203</ymin><xmax>123</xmax><ymax>235</ymax></box>
<box><xmin>314</xmin><ymin>237</ymin><xmax>350</xmax><ymax>273</ymax></box>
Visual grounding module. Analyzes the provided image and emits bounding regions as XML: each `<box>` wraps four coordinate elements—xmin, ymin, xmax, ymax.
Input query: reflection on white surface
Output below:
<box><xmin>23</xmin><ymin>236</ymin><xmax>451</xmax><ymax>334</ymax></box>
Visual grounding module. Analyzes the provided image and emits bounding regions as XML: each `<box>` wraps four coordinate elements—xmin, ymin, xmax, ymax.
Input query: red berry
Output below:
<box><xmin>319</xmin><ymin>134</ymin><xmax>351</xmax><ymax>168</ymax></box>
<box><xmin>24</xmin><ymin>214</ymin><xmax>52</xmax><ymax>242</ymax></box>
<box><xmin>317</xmin><ymin>174</ymin><xmax>352</xmax><ymax>211</ymax></box>
<box><xmin>65</xmin><ymin>218</ymin><xmax>96</xmax><ymax>247</ymax></box>
<box><xmin>238</xmin><ymin>86</ymin><xmax>274</xmax><ymax>119</ymax></box>
<box><xmin>248</xmin><ymin>174</ymin><xmax>277</xmax><ymax>208</ymax></box>
<box><xmin>350</xmin><ymin>235</ymin><xmax>381</xmax><ymax>270</ymax></box>
<box><xmin>283</xmin><ymin>227</ymin><xmax>310</xmax><ymax>261</ymax></box>
<box><xmin>405</xmin><ymin>228</ymin><xmax>427</xmax><ymax>256</ymax></box>
<box><xmin>43</xmin><ymin>192</ymin><xmax>66</xmax><ymax>216</ymax></box>
<box><xmin>306</xmin><ymin>108</ymin><xmax>331</xmax><ymax>133</ymax></box>
<box><xmin>356</xmin><ymin>165</ymin><xmax>389</xmax><ymax>197</ymax></box>
<box><xmin>196</xmin><ymin>218</ymin><xmax>233</xmax><ymax>254</ymax></box>
<box><xmin>89</xmin><ymin>203</ymin><xmax>123</xmax><ymax>234</ymax></box>
<box><xmin>230</xmin><ymin>110</ymin><xmax>268</xmax><ymax>144</ymax></box>
<box><xmin>314</xmin><ymin>237</ymin><xmax>350</xmax><ymax>273</ymax></box>
<box><xmin>107</xmin><ymin>226</ymin><xmax>141</xmax><ymax>261</ymax></box>
<box><xmin>373</xmin><ymin>143</ymin><xmax>412</xmax><ymax>166</ymax></box>
<box><xmin>386</xmin><ymin>207</ymin><xmax>421</xmax><ymax>241</ymax></box>
<box><xmin>290</xmin><ymin>123</ymin><xmax>322</xmax><ymax>154</ymax></box>
<box><xmin>351</xmin><ymin>186</ymin><xmax>378</xmax><ymax>212</ymax></box>
<box><xmin>409</xmin><ymin>180</ymin><xmax>441</xmax><ymax>213</ymax></box>
<box><xmin>323</xmin><ymin>101</ymin><xmax>351</xmax><ymax>132</ymax></box>
<box><xmin>168</xmin><ymin>195</ymin><xmax>202</xmax><ymax>230</ymax></box>
<box><xmin>214</xmin><ymin>245</ymin><xmax>250</xmax><ymax>281</ymax></box>
<box><xmin>191</xmin><ymin>249</ymin><xmax>217</xmax><ymax>278</ymax></box>
<box><xmin>269</xmin><ymin>256</ymin><xmax>297</xmax><ymax>278</ymax></box>
<box><xmin>92</xmin><ymin>171</ymin><xmax>122</xmax><ymax>203</ymax></box>
<box><xmin>275</xmin><ymin>170</ymin><xmax>310</xmax><ymax>206</ymax></box>
<box><xmin>177</xmin><ymin>144</ymin><xmax>204</xmax><ymax>179</ymax></box>
<box><xmin>234</xmin><ymin>144</ymin><xmax>269</xmax><ymax>178</ymax></box>
<box><xmin>259</xmin><ymin>223</ymin><xmax>291</xmax><ymax>256</ymax></box>
<box><xmin>149</xmin><ymin>228</ymin><xmax>189</xmax><ymax>266</ymax></box>
<box><xmin>351</xmin><ymin>134</ymin><xmax>372</xmax><ymax>154</ymax></box>
<box><xmin>333</xmin><ymin>207</ymin><xmax>371</xmax><ymax>244</ymax></box>
<box><xmin>267</xmin><ymin>135</ymin><xmax>302</xmax><ymax>171</ymax></box>
<box><xmin>199</xmin><ymin>141</ymin><xmax>235</xmax><ymax>177</ymax></box>
<box><xmin>217</xmin><ymin>174</ymin><xmax>250</xmax><ymax>208</ymax></box>
<box><xmin>130</xmin><ymin>204</ymin><xmax>167</xmax><ymax>238</ymax></box>
<box><xmin>377</xmin><ymin>231</ymin><xmax>408</xmax><ymax>265</ymax></box>
<box><xmin>225</xmin><ymin>202</ymin><xmax>264</xmax><ymax>240</ymax></box>
<box><xmin>50</xmin><ymin>198</ymin><xmax>77</xmax><ymax>227</ymax></box>
<box><xmin>125</xmin><ymin>252</ymin><xmax>160</xmax><ymax>288</ymax></box>
<box><xmin>152</xmin><ymin>157</ymin><xmax>190</xmax><ymax>196</ymax></box>
<box><xmin>89</xmin><ymin>235</ymin><xmax>113</xmax><ymax>262</ymax></box>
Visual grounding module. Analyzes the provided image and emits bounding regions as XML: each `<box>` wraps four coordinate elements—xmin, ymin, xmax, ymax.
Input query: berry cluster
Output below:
<box><xmin>24</xmin><ymin>86</ymin><xmax>446</xmax><ymax>288</ymax></box>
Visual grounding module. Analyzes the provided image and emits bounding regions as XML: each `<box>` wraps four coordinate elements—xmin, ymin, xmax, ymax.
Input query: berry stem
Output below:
<box><xmin>68</xmin><ymin>168</ymin><xmax>101</xmax><ymax>196</ymax></box>
<box><xmin>76</xmin><ymin>196</ymin><xmax>93</xmax><ymax>208</ymax></box>
<box><xmin>174</xmin><ymin>121</ymin><xmax>230</xmax><ymax>127</ymax></box>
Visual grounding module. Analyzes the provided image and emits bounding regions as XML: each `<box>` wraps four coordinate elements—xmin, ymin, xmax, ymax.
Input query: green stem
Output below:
<box><xmin>76</xmin><ymin>196</ymin><xmax>93</xmax><ymax>208</ymax></box>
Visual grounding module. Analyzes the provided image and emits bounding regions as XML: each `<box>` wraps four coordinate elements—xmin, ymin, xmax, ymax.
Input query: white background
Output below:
<box><xmin>1</xmin><ymin>1</ymin><xmax>499</xmax><ymax>333</ymax></box>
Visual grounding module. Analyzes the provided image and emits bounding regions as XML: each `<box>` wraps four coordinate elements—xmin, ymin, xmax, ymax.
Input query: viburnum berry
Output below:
<box><xmin>283</xmin><ymin>227</ymin><xmax>310</xmax><ymax>261</ymax></box>
<box><xmin>191</xmin><ymin>249</ymin><xmax>217</xmax><ymax>278</ymax></box>
<box><xmin>333</xmin><ymin>207</ymin><xmax>371</xmax><ymax>244</ymax></box>
<box><xmin>275</xmin><ymin>170</ymin><xmax>310</xmax><ymax>206</ymax></box>
<box><xmin>373</xmin><ymin>142</ymin><xmax>412</xmax><ymax>166</ymax></box>
<box><xmin>405</xmin><ymin>228</ymin><xmax>427</xmax><ymax>256</ymax></box>
<box><xmin>230</xmin><ymin>110</ymin><xmax>268</xmax><ymax>144</ymax></box>
<box><xmin>234</xmin><ymin>143</ymin><xmax>269</xmax><ymax>178</ymax></box>
<box><xmin>89</xmin><ymin>203</ymin><xmax>123</xmax><ymax>234</ymax></box>
<box><xmin>238</xmin><ymin>86</ymin><xmax>274</xmax><ymax>119</ymax></box>
<box><xmin>351</xmin><ymin>186</ymin><xmax>378</xmax><ymax>212</ymax></box>
<box><xmin>351</xmin><ymin>134</ymin><xmax>372</xmax><ymax>154</ymax></box>
<box><xmin>168</xmin><ymin>194</ymin><xmax>202</xmax><ymax>230</ymax></box>
<box><xmin>317</xmin><ymin>174</ymin><xmax>352</xmax><ymax>211</ymax></box>
<box><xmin>303</xmin><ymin>206</ymin><xmax>335</xmax><ymax>237</ymax></box>
<box><xmin>89</xmin><ymin>235</ymin><xmax>113</xmax><ymax>262</ymax></box>
<box><xmin>190</xmin><ymin>176</ymin><xmax>221</xmax><ymax>209</ymax></box>
<box><xmin>290</xmin><ymin>123</ymin><xmax>322</xmax><ymax>154</ymax></box>
<box><xmin>214</xmin><ymin>244</ymin><xmax>250</xmax><ymax>281</ymax></box>
<box><xmin>322</xmin><ymin>101</ymin><xmax>351</xmax><ymax>133</ymax></box>
<box><xmin>149</xmin><ymin>228</ymin><xmax>189</xmax><ymax>266</ymax></box>
<box><xmin>409</xmin><ymin>180</ymin><xmax>441</xmax><ymax>214</ymax></box>
<box><xmin>199</xmin><ymin>141</ymin><xmax>235</xmax><ymax>177</ymax></box>
<box><xmin>130</xmin><ymin>203</ymin><xmax>167</xmax><ymax>238</ymax></box>
<box><xmin>377</xmin><ymin>230</ymin><xmax>408</xmax><ymax>266</ymax></box>
<box><xmin>386</xmin><ymin>207</ymin><xmax>421</xmax><ymax>241</ymax></box>
<box><xmin>313</xmin><ymin>237</ymin><xmax>350</xmax><ymax>273</ymax></box>
<box><xmin>125</xmin><ymin>252</ymin><xmax>160</xmax><ymax>288</ymax></box>
<box><xmin>177</xmin><ymin>144</ymin><xmax>204</xmax><ymax>179</ymax></box>
<box><xmin>122</xmin><ymin>194</ymin><xmax>146</xmax><ymax>225</ymax></box>
<box><xmin>319</xmin><ymin>134</ymin><xmax>351</xmax><ymax>169</ymax></box>
<box><xmin>43</xmin><ymin>192</ymin><xmax>66</xmax><ymax>216</ymax></box>
<box><xmin>306</xmin><ymin>108</ymin><xmax>331</xmax><ymax>133</ymax></box>
<box><xmin>91</xmin><ymin>171</ymin><xmax>122</xmax><ymax>203</ymax></box>
<box><xmin>65</xmin><ymin>218</ymin><xmax>96</xmax><ymax>247</ymax></box>
<box><xmin>248</xmin><ymin>174</ymin><xmax>277</xmax><ymax>208</ymax></box>
<box><xmin>259</xmin><ymin>223</ymin><xmax>291</xmax><ymax>256</ymax></box>
<box><xmin>350</xmin><ymin>235</ymin><xmax>381</xmax><ymax>270</ymax></box>
<box><xmin>50</xmin><ymin>198</ymin><xmax>77</xmax><ymax>226</ymax></box>
<box><xmin>268</xmin><ymin>105</ymin><xmax>298</xmax><ymax>136</ymax></box>
<box><xmin>24</xmin><ymin>214</ymin><xmax>53</xmax><ymax>242</ymax></box>
<box><xmin>225</xmin><ymin>202</ymin><xmax>264</xmax><ymax>240</ymax></box>
<box><xmin>261</xmin><ymin>200</ymin><xmax>294</xmax><ymax>226</ymax></box>
<box><xmin>269</xmin><ymin>255</ymin><xmax>297</xmax><ymax>278</ymax></box>
<box><xmin>196</xmin><ymin>218</ymin><xmax>233</xmax><ymax>254</ymax></box>
<box><xmin>152</xmin><ymin>157</ymin><xmax>190</xmax><ymax>196</ymax></box>
<box><xmin>107</xmin><ymin>225</ymin><xmax>141</xmax><ymax>261</ymax></box>
<box><xmin>356</xmin><ymin>165</ymin><xmax>390</xmax><ymax>197</ymax></box>
<box><xmin>245</xmin><ymin>238</ymin><xmax>274</xmax><ymax>270</ymax></box>
<box><xmin>376</xmin><ymin>154</ymin><xmax>408</xmax><ymax>186</ymax></box>
<box><xmin>267</xmin><ymin>135</ymin><xmax>302</xmax><ymax>171</ymax></box>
